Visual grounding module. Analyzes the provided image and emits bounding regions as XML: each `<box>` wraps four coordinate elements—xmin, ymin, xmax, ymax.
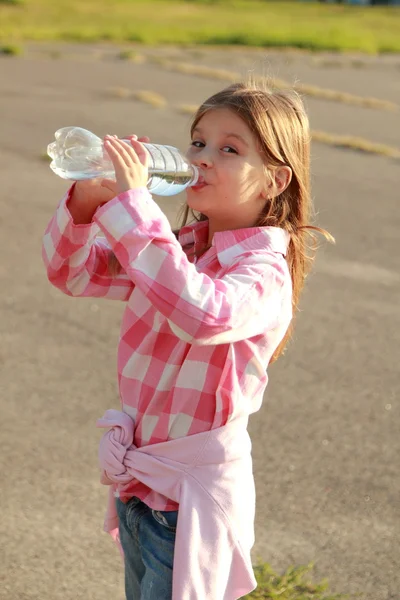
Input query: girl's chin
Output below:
<box><xmin>186</xmin><ymin>193</ymin><xmax>205</xmax><ymax>208</ymax></box>
<box><xmin>187</xmin><ymin>183</ymin><xmax>210</xmax><ymax>197</ymax></box>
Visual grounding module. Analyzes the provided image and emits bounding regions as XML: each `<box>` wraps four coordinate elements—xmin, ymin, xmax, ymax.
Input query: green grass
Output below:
<box><xmin>0</xmin><ymin>0</ymin><xmax>399</xmax><ymax>53</ymax></box>
<box><xmin>243</xmin><ymin>561</ymin><xmax>360</xmax><ymax>599</ymax></box>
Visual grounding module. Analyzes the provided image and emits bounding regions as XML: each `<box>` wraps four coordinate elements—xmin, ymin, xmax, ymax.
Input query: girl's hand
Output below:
<box><xmin>101</xmin><ymin>134</ymin><xmax>149</xmax><ymax>196</ymax></box>
<box><xmin>68</xmin><ymin>135</ymin><xmax>150</xmax><ymax>224</ymax></box>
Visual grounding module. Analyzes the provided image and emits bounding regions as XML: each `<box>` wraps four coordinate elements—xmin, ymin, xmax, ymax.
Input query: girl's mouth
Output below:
<box><xmin>191</xmin><ymin>183</ymin><xmax>208</xmax><ymax>191</ymax></box>
<box><xmin>191</xmin><ymin>176</ymin><xmax>208</xmax><ymax>192</ymax></box>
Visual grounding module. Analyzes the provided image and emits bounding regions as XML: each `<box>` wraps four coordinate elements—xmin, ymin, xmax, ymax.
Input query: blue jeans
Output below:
<box><xmin>116</xmin><ymin>496</ymin><xmax>178</xmax><ymax>600</ymax></box>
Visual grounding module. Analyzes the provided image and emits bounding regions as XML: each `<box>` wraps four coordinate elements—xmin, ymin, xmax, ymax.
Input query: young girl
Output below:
<box><xmin>42</xmin><ymin>81</ymin><xmax>332</xmax><ymax>600</ymax></box>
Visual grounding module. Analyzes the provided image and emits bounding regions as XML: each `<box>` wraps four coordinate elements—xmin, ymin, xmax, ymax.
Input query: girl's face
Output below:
<box><xmin>186</xmin><ymin>107</ymin><xmax>268</xmax><ymax>230</ymax></box>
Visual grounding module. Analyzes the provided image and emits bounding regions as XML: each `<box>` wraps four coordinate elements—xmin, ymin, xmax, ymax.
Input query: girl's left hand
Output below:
<box><xmin>102</xmin><ymin>134</ymin><xmax>149</xmax><ymax>196</ymax></box>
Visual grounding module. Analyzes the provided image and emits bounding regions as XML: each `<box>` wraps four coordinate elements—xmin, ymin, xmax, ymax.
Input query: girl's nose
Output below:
<box><xmin>192</xmin><ymin>149</ymin><xmax>213</xmax><ymax>169</ymax></box>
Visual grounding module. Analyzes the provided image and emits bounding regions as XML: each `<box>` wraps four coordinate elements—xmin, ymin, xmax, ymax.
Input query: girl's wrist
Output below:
<box><xmin>67</xmin><ymin>183</ymin><xmax>105</xmax><ymax>224</ymax></box>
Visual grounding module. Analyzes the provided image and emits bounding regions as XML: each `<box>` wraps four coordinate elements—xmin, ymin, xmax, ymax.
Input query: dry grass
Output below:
<box><xmin>176</xmin><ymin>104</ymin><xmax>199</xmax><ymax>116</ymax></box>
<box><xmin>131</xmin><ymin>89</ymin><xmax>167</xmax><ymax>108</ymax></box>
<box><xmin>151</xmin><ymin>57</ymin><xmax>238</xmax><ymax>82</ymax></box>
<box><xmin>106</xmin><ymin>87</ymin><xmax>167</xmax><ymax>108</ymax></box>
<box><xmin>153</xmin><ymin>59</ymin><xmax>399</xmax><ymax>113</ymax></box>
<box><xmin>293</xmin><ymin>81</ymin><xmax>397</xmax><ymax>112</ymax></box>
<box><xmin>107</xmin><ymin>86</ymin><xmax>132</xmax><ymax>99</ymax></box>
<box><xmin>117</xmin><ymin>50</ymin><xmax>146</xmax><ymax>64</ymax></box>
<box><xmin>311</xmin><ymin>130</ymin><xmax>400</xmax><ymax>160</ymax></box>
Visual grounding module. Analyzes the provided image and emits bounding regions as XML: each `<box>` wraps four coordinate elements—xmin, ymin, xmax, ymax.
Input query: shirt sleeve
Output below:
<box><xmin>94</xmin><ymin>188</ymin><xmax>290</xmax><ymax>345</ymax></box>
<box><xmin>42</xmin><ymin>186</ymin><xmax>134</xmax><ymax>301</ymax></box>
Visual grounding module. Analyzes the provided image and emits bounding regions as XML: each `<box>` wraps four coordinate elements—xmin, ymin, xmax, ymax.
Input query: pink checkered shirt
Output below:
<box><xmin>42</xmin><ymin>186</ymin><xmax>292</xmax><ymax>511</ymax></box>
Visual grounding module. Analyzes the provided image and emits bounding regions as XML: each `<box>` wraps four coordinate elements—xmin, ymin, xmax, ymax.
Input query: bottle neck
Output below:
<box><xmin>190</xmin><ymin>164</ymin><xmax>199</xmax><ymax>186</ymax></box>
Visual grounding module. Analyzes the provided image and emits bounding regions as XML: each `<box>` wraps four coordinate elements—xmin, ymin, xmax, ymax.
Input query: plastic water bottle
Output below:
<box><xmin>47</xmin><ymin>126</ymin><xmax>199</xmax><ymax>196</ymax></box>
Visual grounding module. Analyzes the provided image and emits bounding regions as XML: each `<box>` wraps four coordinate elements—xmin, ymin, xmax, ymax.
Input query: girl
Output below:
<box><xmin>42</xmin><ymin>82</ymin><xmax>332</xmax><ymax>600</ymax></box>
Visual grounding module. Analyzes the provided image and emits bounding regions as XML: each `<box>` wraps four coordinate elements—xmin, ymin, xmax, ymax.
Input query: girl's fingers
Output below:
<box><xmin>118</xmin><ymin>138</ymin><xmax>140</xmax><ymax>165</ymax></box>
<box><xmin>103</xmin><ymin>135</ymin><xmax>149</xmax><ymax>193</ymax></box>
<box><xmin>105</xmin><ymin>136</ymin><xmax>137</xmax><ymax>167</ymax></box>
<box><xmin>129</xmin><ymin>138</ymin><xmax>150</xmax><ymax>167</ymax></box>
<box><xmin>112</xmin><ymin>136</ymin><xmax>148</xmax><ymax>169</ymax></box>
<box><xmin>117</xmin><ymin>134</ymin><xmax>149</xmax><ymax>143</ymax></box>
<box><xmin>110</xmin><ymin>135</ymin><xmax>150</xmax><ymax>162</ymax></box>
<box><xmin>104</xmin><ymin>138</ymin><xmax>129</xmax><ymax>179</ymax></box>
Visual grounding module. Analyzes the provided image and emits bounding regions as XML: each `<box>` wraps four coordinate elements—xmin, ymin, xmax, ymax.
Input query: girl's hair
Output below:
<box><xmin>109</xmin><ymin>80</ymin><xmax>334</xmax><ymax>364</ymax></box>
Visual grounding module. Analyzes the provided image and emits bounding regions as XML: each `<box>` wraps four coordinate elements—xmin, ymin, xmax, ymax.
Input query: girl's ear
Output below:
<box><xmin>267</xmin><ymin>166</ymin><xmax>292</xmax><ymax>198</ymax></box>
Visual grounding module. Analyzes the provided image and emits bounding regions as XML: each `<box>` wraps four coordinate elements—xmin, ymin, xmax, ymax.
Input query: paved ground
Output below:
<box><xmin>1</xmin><ymin>44</ymin><xmax>398</xmax><ymax>600</ymax></box>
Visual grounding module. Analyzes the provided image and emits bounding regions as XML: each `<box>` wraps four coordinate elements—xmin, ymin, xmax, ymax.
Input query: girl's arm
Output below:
<box><xmin>94</xmin><ymin>188</ymin><xmax>292</xmax><ymax>345</ymax></box>
<box><xmin>42</xmin><ymin>184</ymin><xmax>134</xmax><ymax>301</ymax></box>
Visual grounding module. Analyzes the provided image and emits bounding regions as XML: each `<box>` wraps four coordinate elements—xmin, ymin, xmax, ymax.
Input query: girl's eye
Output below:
<box><xmin>190</xmin><ymin>141</ymin><xmax>238</xmax><ymax>154</ymax></box>
<box><xmin>222</xmin><ymin>146</ymin><xmax>237</xmax><ymax>154</ymax></box>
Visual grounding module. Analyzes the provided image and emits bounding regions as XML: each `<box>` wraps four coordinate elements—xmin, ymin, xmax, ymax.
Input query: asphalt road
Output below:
<box><xmin>1</xmin><ymin>44</ymin><xmax>398</xmax><ymax>600</ymax></box>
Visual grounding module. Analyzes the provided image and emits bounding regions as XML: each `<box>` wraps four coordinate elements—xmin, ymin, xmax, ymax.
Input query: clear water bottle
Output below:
<box><xmin>47</xmin><ymin>126</ymin><xmax>199</xmax><ymax>196</ymax></box>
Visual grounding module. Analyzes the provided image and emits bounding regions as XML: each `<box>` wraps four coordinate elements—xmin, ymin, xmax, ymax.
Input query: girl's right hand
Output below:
<box><xmin>68</xmin><ymin>135</ymin><xmax>150</xmax><ymax>224</ymax></box>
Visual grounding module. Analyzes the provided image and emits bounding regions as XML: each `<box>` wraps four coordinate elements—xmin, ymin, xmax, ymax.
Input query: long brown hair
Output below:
<box><xmin>109</xmin><ymin>81</ymin><xmax>334</xmax><ymax>363</ymax></box>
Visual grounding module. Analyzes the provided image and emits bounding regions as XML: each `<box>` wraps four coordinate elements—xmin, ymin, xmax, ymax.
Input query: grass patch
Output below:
<box><xmin>132</xmin><ymin>89</ymin><xmax>167</xmax><ymax>108</ymax></box>
<box><xmin>154</xmin><ymin>58</ymin><xmax>239</xmax><ymax>82</ymax></box>
<box><xmin>107</xmin><ymin>86</ymin><xmax>132</xmax><ymax>99</ymax></box>
<box><xmin>243</xmin><ymin>561</ymin><xmax>359</xmax><ymax>599</ymax></box>
<box><xmin>293</xmin><ymin>82</ymin><xmax>397</xmax><ymax>112</ymax></box>
<box><xmin>311</xmin><ymin>130</ymin><xmax>400</xmax><ymax>159</ymax></box>
<box><xmin>106</xmin><ymin>87</ymin><xmax>167</xmax><ymax>106</ymax></box>
<box><xmin>106</xmin><ymin>87</ymin><xmax>167</xmax><ymax>108</ymax></box>
<box><xmin>117</xmin><ymin>49</ymin><xmax>146</xmax><ymax>63</ymax></box>
<box><xmin>46</xmin><ymin>49</ymin><xmax>62</xmax><ymax>59</ymax></box>
<box><xmin>0</xmin><ymin>43</ymin><xmax>22</xmax><ymax>55</ymax></box>
<box><xmin>157</xmin><ymin>59</ymin><xmax>399</xmax><ymax>112</ymax></box>
<box><xmin>176</xmin><ymin>103</ymin><xmax>199</xmax><ymax>116</ymax></box>
<box><xmin>0</xmin><ymin>0</ymin><xmax>400</xmax><ymax>53</ymax></box>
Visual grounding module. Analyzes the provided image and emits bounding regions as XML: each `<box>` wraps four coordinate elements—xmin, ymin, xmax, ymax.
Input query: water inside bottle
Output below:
<box><xmin>145</xmin><ymin>143</ymin><xmax>198</xmax><ymax>195</ymax></box>
<box><xmin>148</xmin><ymin>168</ymin><xmax>195</xmax><ymax>196</ymax></box>
<box><xmin>49</xmin><ymin>163</ymin><xmax>195</xmax><ymax>196</ymax></box>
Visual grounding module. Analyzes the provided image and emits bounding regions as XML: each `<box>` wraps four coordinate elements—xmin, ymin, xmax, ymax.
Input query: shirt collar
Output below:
<box><xmin>179</xmin><ymin>219</ymin><xmax>209</xmax><ymax>248</ymax></box>
<box><xmin>178</xmin><ymin>219</ymin><xmax>289</xmax><ymax>266</ymax></box>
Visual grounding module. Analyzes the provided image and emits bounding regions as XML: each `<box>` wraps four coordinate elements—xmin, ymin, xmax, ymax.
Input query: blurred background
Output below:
<box><xmin>1</xmin><ymin>1</ymin><xmax>399</xmax><ymax>599</ymax></box>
